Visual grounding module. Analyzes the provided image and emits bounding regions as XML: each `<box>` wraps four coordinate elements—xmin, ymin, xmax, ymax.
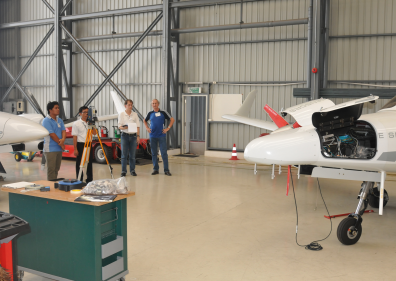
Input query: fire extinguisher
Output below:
<box><xmin>100</xmin><ymin>126</ymin><xmax>108</xmax><ymax>138</ymax></box>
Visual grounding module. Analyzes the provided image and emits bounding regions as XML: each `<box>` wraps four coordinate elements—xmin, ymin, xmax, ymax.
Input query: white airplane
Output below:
<box><xmin>223</xmin><ymin>90</ymin><xmax>396</xmax><ymax>245</ymax></box>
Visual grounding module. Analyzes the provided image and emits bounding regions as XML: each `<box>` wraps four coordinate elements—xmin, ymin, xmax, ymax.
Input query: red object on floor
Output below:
<box><xmin>286</xmin><ymin>165</ymin><xmax>291</xmax><ymax>196</ymax></box>
<box><xmin>229</xmin><ymin>144</ymin><xmax>240</xmax><ymax>160</ymax></box>
<box><xmin>0</xmin><ymin>240</ymin><xmax>14</xmax><ymax>280</ymax></box>
<box><xmin>324</xmin><ymin>210</ymin><xmax>374</xmax><ymax>219</ymax></box>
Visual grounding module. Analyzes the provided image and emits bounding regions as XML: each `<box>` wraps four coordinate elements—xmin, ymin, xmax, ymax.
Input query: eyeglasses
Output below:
<box><xmin>81</xmin><ymin>111</ymin><xmax>89</xmax><ymax>114</ymax></box>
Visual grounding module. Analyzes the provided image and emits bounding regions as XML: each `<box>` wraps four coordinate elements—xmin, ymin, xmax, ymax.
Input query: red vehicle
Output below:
<box><xmin>62</xmin><ymin>127</ymin><xmax>151</xmax><ymax>164</ymax></box>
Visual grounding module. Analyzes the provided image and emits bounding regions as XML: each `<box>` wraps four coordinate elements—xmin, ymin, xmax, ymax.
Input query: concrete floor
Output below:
<box><xmin>1</xmin><ymin>152</ymin><xmax>396</xmax><ymax>281</ymax></box>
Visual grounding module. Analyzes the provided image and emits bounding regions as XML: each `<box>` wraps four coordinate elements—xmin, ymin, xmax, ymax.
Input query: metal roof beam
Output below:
<box><xmin>0</xmin><ymin>0</ymin><xmax>265</xmax><ymax>30</ymax></box>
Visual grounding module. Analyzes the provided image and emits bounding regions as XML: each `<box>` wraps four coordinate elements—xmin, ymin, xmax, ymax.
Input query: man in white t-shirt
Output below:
<box><xmin>72</xmin><ymin>106</ymin><xmax>96</xmax><ymax>183</ymax></box>
<box><xmin>118</xmin><ymin>99</ymin><xmax>140</xmax><ymax>177</ymax></box>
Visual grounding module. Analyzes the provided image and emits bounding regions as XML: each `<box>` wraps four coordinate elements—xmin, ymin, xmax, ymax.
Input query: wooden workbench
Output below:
<box><xmin>1</xmin><ymin>180</ymin><xmax>135</xmax><ymax>206</ymax></box>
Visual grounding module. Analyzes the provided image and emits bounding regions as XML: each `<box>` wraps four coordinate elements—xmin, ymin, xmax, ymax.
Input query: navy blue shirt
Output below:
<box><xmin>145</xmin><ymin>109</ymin><xmax>171</xmax><ymax>138</ymax></box>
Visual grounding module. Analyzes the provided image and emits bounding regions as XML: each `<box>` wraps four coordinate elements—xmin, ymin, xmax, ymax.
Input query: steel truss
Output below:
<box><xmin>1</xmin><ymin>0</ymin><xmax>314</xmax><ymax>149</ymax></box>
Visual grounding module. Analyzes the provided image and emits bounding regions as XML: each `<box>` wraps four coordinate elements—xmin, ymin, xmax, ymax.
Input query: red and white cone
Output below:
<box><xmin>229</xmin><ymin>144</ymin><xmax>240</xmax><ymax>160</ymax></box>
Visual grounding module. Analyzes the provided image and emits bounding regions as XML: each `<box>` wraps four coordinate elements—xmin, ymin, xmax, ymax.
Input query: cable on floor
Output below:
<box><xmin>290</xmin><ymin>170</ymin><xmax>332</xmax><ymax>251</ymax></box>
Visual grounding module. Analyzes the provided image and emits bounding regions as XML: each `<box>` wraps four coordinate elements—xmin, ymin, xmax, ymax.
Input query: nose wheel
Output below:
<box><xmin>337</xmin><ymin>216</ymin><xmax>362</xmax><ymax>245</ymax></box>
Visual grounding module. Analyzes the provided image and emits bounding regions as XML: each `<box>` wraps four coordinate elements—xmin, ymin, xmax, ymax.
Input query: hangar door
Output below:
<box><xmin>182</xmin><ymin>94</ymin><xmax>208</xmax><ymax>155</ymax></box>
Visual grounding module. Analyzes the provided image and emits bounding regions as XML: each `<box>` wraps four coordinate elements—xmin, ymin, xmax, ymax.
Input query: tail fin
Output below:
<box><xmin>264</xmin><ymin>105</ymin><xmax>289</xmax><ymax>128</ymax></box>
<box><xmin>110</xmin><ymin>91</ymin><xmax>125</xmax><ymax>114</ymax></box>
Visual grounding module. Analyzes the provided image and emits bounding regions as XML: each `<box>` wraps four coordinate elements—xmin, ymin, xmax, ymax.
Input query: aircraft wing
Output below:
<box><xmin>222</xmin><ymin>114</ymin><xmax>278</xmax><ymax>131</ymax></box>
<box><xmin>222</xmin><ymin>90</ymin><xmax>278</xmax><ymax>131</ymax></box>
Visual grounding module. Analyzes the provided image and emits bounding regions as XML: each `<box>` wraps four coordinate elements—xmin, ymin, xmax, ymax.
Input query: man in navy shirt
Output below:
<box><xmin>144</xmin><ymin>99</ymin><xmax>175</xmax><ymax>176</ymax></box>
<box><xmin>42</xmin><ymin>101</ymin><xmax>66</xmax><ymax>180</ymax></box>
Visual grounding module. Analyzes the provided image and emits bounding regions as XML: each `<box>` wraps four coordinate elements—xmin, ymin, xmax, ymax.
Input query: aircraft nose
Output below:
<box><xmin>4</xmin><ymin>118</ymin><xmax>49</xmax><ymax>143</ymax></box>
<box><xmin>244</xmin><ymin>128</ymin><xmax>320</xmax><ymax>165</ymax></box>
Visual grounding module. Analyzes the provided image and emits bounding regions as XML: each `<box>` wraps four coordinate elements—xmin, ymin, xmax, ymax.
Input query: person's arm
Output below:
<box><xmin>143</xmin><ymin>113</ymin><xmax>152</xmax><ymax>133</ymax></box>
<box><xmin>163</xmin><ymin>116</ymin><xmax>175</xmax><ymax>134</ymax></box>
<box><xmin>143</xmin><ymin>120</ymin><xmax>151</xmax><ymax>133</ymax></box>
<box><xmin>118</xmin><ymin>113</ymin><xmax>127</xmax><ymax>130</ymax></box>
<box><xmin>49</xmin><ymin>133</ymin><xmax>61</xmax><ymax>144</ymax></box>
<box><xmin>73</xmin><ymin>135</ymin><xmax>79</xmax><ymax>156</ymax></box>
<box><xmin>59</xmin><ymin>130</ymin><xmax>66</xmax><ymax>150</ymax></box>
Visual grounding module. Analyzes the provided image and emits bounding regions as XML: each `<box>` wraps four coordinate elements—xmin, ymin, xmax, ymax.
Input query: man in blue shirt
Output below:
<box><xmin>42</xmin><ymin>101</ymin><xmax>66</xmax><ymax>180</ymax></box>
<box><xmin>144</xmin><ymin>99</ymin><xmax>174</xmax><ymax>176</ymax></box>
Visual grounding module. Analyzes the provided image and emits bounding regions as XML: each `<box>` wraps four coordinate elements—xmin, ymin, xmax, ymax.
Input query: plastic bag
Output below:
<box><xmin>82</xmin><ymin>177</ymin><xmax>129</xmax><ymax>195</ymax></box>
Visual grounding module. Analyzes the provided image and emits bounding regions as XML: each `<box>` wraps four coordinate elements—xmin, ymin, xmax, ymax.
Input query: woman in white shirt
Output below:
<box><xmin>118</xmin><ymin>99</ymin><xmax>140</xmax><ymax>177</ymax></box>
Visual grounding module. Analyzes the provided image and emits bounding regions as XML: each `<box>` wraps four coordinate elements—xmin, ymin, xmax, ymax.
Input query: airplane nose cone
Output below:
<box><xmin>4</xmin><ymin>118</ymin><xmax>49</xmax><ymax>143</ymax></box>
<box><xmin>244</xmin><ymin>128</ymin><xmax>320</xmax><ymax>165</ymax></box>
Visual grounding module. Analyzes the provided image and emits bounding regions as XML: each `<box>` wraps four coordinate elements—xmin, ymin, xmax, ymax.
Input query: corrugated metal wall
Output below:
<box><xmin>327</xmin><ymin>0</ymin><xmax>396</xmax><ymax>113</ymax></box>
<box><xmin>179</xmin><ymin>0</ymin><xmax>309</xmax><ymax>149</ymax></box>
<box><xmin>1</xmin><ymin>0</ymin><xmax>395</xmax><ymax>149</ymax></box>
<box><xmin>0</xmin><ymin>0</ymin><xmax>20</xmax><ymax>103</ymax></box>
<box><xmin>72</xmin><ymin>0</ymin><xmax>163</xmax><ymax>139</ymax></box>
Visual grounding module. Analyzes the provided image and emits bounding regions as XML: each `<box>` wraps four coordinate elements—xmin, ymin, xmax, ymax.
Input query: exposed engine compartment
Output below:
<box><xmin>319</xmin><ymin>121</ymin><xmax>377</xmax><ymax>159</ymax></box>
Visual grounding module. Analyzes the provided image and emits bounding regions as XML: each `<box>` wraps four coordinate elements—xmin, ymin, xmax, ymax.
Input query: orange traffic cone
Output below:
<box><xmin>229</xmin><ymin>144</ymin><xmax>240</xmax><ymax>160</ymax></box>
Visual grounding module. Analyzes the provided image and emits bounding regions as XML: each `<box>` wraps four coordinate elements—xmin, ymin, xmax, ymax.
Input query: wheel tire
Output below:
<box><xmin>94</xmin><ymin>145</ymin><xmax>112</xmax><ymax>164</ymax></box>
<box><xmin>368</xmin><ymin>188</ymin><xmax>389</xmax><ymax>208</ymax></box>
<box><xmin>337</xmin><ymin>217</ymin><xmax>362</xmax><ymax>245</ymax></box>
<box><xmin>14</xmin><ymin>152</ymin><xmax>22</xmax><ymax>162</ymax></box>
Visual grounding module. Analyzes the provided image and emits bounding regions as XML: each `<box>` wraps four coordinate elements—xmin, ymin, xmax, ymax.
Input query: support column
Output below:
<box><xmin>306</xmin><ymin>0</ymin><xmax>313</xmax><ymax>89</ymax></box>
<box><xmin>310</xmin><ymin>0</ymin><xmax>324</xmax><ymax>100</ymax></box>
<box><xmin>323</xmin><ymin>0</ymin><xmax>330</xmax><ymax>88</ymax></box>
<box><xmin>172</xmin><ymin>1</ymin><xmax>180</xmax><ymax>148</ymax></box>
<box><xmin>55</xmin><ymin>0</ymin><xmax>65</xmax><ymax>119</ymax></box>
<box><xmin>163</xmin><ymin>0</ymin><xmax>174</xmax><ymax>148</ymax></box>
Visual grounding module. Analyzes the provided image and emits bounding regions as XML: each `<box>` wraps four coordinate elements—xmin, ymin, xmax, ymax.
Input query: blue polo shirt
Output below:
<box><xmin>145</xmin><ymin>109</ymin><xmax>171</xmax><ymax>138</ymax></box>
<box><xmin>42</xmin><ymin>115</ymin><xmax>65</xmax><ymax>152</ymax></box>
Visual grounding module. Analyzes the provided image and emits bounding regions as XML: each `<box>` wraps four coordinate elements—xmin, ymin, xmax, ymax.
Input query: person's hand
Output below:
<box><xmin>137</xmin><ymin>136</ymin><xmax>140</xmax><ymax>142</ymax></box>
<box><xmin>121</xmin><ymin>126</ymin><xmax>128</xmax><ymax>130</ymax></box>
<box><xmin>74</xmin><ymin>149</ymin><xmax>79</xmax><ymax>157</ymax></box>
<box><xmin>162</xmin><ymin>128</ymin><xmax>170</xmax><ymax>134</ymax></box>
<box><xmin>61</xmin><ymin>144</ymin><xmax>66</xmax><ymax>151</ymax></box>
<box><xmin>59</xmin><ymin>139</ymin><xmax>65</xmax><ymax>146</ymax></box>
<box><xmin>146</xmin><ymin>127</ymin><xmax>151</xmax><ymax>133</ymax></box>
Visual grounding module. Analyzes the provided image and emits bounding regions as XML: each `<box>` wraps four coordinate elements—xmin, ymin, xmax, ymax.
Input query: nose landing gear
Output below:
<box><xmin>337</xmin><ymin>181</ymin><xmax>388</xmax><ymax>245</ymax></box>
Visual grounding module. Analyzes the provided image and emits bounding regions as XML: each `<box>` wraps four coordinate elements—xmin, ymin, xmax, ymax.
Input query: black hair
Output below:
<box><xmin>47</xmin><ymin>101</ymin><xmax>59</xmax><ymax>114</ymax></box>
<box><xmin>79</xmin><ymin>106</ymin><xmax>89</xmax><ymax>113</ymax></box>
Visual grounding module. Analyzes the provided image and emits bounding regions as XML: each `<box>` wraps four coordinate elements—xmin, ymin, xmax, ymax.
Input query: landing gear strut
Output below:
<box><xmin>337</xmin><ymin>181</ymin><xmax>389</xmax><ymax>245</ymax></box>
<box><xmin>337</xmin><ymin>181</ymin><xmax>372</xmax><ymax>245</ymax></box>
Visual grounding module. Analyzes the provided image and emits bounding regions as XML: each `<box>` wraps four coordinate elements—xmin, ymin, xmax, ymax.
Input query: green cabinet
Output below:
<box><xmin>9</xmin><ymin>193</ymin><xmax>128</xmax><ymax>281</ymax></box>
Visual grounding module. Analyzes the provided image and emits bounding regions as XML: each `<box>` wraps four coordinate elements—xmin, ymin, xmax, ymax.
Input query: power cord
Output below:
<box><xmin>290</xmin><ymin>170</ymin><xmax>332</xmax><ymax>251</ymax></box>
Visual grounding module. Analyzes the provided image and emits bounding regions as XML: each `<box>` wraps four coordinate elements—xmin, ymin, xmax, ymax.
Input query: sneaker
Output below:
<box><xmin>131</xmin><ymin>171</ymin><xmax>137</xmax><ymax>176</ymax></box>
<box><xmin>121</xmin><ymin>173</ymin><xmax>126</xmax><ymax>177</ymax></box>
<box><xmin>151</xmin><ymin>170</ymin><xmax>159</xmax><ymax>175</ymax></box>
<box><xmin>165</xmin><ymin>171</ymin><xmax>172</xmax><ymax>176</ymax></box>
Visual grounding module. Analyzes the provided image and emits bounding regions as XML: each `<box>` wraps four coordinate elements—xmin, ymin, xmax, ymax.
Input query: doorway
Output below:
<box><xmin>182</xmin><ymin>94</ymin><xmax>208</xmax><ymax>155</ymax></box>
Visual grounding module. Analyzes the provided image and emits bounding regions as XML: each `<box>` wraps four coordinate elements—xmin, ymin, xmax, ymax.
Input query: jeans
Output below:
<box><xmin>150</xmin><ymin>136</ymin><xmax>169</xmax><ymax>172</ymax></box>
<box><xmin>121</xmin><ymin>133</ymin><xmax>137</xmax><ymax>174</ymax></box>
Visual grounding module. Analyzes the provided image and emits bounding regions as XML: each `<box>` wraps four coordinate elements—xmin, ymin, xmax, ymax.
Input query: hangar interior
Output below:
<box><xmin>1</xmin><ymin>0</ymin><xmax>396</xmax><ymax>280</ymax></box>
